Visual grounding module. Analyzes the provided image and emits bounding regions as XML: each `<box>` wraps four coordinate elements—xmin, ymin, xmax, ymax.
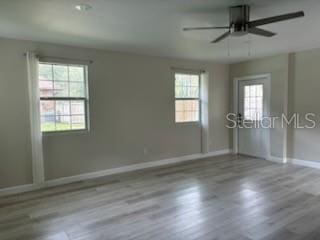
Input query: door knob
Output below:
<box><xmin>237</xmin><ymin>113</ymin><xmax>242</xmax><ymax>125</ymax></box>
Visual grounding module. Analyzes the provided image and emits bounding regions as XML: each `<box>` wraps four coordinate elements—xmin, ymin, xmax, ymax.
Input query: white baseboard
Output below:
<box><xmin>267</xmin><ymin>156</ymin><xmax>320</xmax><ymax>170</ymax></box>
<box><xmin>0</xmin><ymin>149</ymin><xmax>232</xmax><ymax>196</ymax></box>
<box><xmin>0</xmin><ymin>183</ymin><xmax>41</xmax><ymax>196</ymax></box>
<box><xmin>4</xmin><ymin>151</ymin><xmax>320</xmax><ymax>197</ymax></box>
<box><xmin>287</xmin><ymin>158</ymin><xmax>320</xmax><ymax>169</ymax></box>
<box><xmin>45</xmin><ymin>149</ymin><xmax>232</xmax><ymax>187</ymax></box>
<box><xmin>268</xmin><ymin>155</ymin><xmax>286</xmax><ymax>164</ymax></box>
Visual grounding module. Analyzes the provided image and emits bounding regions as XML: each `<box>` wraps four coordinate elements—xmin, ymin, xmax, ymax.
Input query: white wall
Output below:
<box><xmin>3</xmin><ymin>34</ymin><xmax>320</xmax><ymax>190</ymax></box>
<box><xmin>288</xmin><ymin>49</ymin><xmax>320</xmax><ymax>162</ymax></box>
<box><xmin>231</xmin><ymin>49</ymin><xmax>320</xmax><ymax>163</ymax></box>
<box><xmin>0</xmin><ymin>39</ymin><xmax>33</xmax><ymax>188</ymax></box>
<box><xmin>0</xmin><ymin>37</ymin><xmax>231</xmax><ymax>188</ymax></box>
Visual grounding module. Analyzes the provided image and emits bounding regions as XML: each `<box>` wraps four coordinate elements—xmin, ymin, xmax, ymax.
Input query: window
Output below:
<box><xmin>175</xmin><ymin>73</ymin><xmax>200</xmax><ymax>123</ymax></box>
<box><xmin>244</xmin><ymin>84</ymin><xmax>263</xmax><ymax>121</ymax></box>
<box><xmin>39</xmin><ymin>63</ymin><xmax>88</xmax><ymax>132</ymax></box>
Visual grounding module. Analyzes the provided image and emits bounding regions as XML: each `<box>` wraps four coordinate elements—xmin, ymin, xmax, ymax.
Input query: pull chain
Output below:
<box><xmin>227</xmin><ymin>36</ymin><xmax>231</xmax><ymax>57</ymax></box>
<box><xmin>247</xmin><ymin>34</ymin><xmax>251</xmax><ymax>57</ymax></box>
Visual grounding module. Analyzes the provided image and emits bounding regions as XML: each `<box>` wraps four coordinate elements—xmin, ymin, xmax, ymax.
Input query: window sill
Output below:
<box><xmin>175</xmin><ymin>121</ymin><xmax>201</xmax><ymax>125</ymax></box>
<box><xmin>42</xmin><ymin>129</ymin><xmax>89</xmax><ymax>137</ymax></box>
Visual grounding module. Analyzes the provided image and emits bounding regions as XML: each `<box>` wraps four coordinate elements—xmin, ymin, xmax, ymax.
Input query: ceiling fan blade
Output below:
<box><xmin>183</xmin><ymin>26</ymin><xmax>229</xmax><ymax>31</ymax></box>
<box><xmin>248</xmin><ymin>27</ymin><xmax>276</xmax><ymax>37</ymax></box>
<box><xmin>249</xmin><ymin>11</ymin><xmax>304</xmax><ymax>28</ymax></box>
<box><xmin>211</xmin><ymin>31</ymin><xmax>230</xmax><ymax>43</ymax></box>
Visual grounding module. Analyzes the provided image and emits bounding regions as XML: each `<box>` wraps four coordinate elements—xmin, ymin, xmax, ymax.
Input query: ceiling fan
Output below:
<box><xmin>183</xmin><ymin>5</ymin><xmax>305</xmax><ymax>43</ymax></box>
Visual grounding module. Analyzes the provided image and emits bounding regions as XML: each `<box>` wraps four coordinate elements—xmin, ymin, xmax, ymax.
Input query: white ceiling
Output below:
<box><xmin>0</xmin><ymin>0</ymin><xmax>319</xmax><ymax>63</ymax></box>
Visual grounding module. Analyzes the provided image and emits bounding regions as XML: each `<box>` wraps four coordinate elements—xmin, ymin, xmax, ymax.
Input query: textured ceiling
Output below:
<box><xmin>0</xmin><ymin>0</ymin><xmax>318</xmax><ymax>63</ymax></box>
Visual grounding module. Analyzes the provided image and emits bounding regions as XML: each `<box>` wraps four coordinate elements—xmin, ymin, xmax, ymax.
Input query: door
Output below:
<box><xmin>237</xmin><ymin>77</ymin><xmax>270</xmax><ymax>159</ymax></box>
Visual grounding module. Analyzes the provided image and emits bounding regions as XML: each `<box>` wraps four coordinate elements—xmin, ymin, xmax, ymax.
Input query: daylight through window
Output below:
<box><xmin>175</xmin><ymin>73</ymin><xmax>200</xmax><ymax>123</ymax></box>
<box><xmin>39</xmin><ymin>63</ymin><xmax>88</xmax><ymax>132</ymax></box>
<box><xmin>244</xmin><ymin>84</ymin><xmax>263</xmax><ymax>121</ymax></box>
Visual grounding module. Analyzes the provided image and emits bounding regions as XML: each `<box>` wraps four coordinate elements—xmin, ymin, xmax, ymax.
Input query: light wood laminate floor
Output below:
<box><xmin>2</xmin><ymin>154</ymin><xmax>320</xmax><ymax>240</ymax></box>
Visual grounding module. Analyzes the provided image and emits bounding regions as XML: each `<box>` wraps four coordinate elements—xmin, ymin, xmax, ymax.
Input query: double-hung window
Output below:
<box><xmin>174</xmin><ymin>73</ymin><xmax>200</xmax><ymax>123</ymax></box>
<box><xmin>39</xmin><ymin>62</ymin><xmax>89</xmax><ymax>133</ymax></box>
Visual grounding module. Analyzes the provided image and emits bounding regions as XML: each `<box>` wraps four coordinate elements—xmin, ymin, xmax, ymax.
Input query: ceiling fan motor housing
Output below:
<box><xmin>229</xmin><ymin>5</ymin><xmax>250</xmax><ymax>36</ymax></box>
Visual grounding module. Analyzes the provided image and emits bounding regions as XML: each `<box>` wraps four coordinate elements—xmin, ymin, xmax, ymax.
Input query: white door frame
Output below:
<box><xmin>233</xmin><ymin>74</ymin><xmax>271</xmax><ymax>160</ymax></box>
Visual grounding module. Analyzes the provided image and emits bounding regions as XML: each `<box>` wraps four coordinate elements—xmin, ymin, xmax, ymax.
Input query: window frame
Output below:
<box><xmin>174</xmin><ymin>72</ymin><xmax>201</xmax><ymax>124</ymax></box>
<box><xmin>243</xmin><ymin>84</ymin><xmax>263</xmax><ymax>121</ymax></box>
<box><xmin>39</xmin><ymin>61</ymin><xmax>90</xmax><ymax>134</ymax></box>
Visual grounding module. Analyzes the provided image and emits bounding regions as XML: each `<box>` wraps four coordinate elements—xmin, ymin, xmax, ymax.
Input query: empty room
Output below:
<box><xmin>1</xmin><ymin>0</ymin><xmax>320</xmax><ymax>239</ymax></box>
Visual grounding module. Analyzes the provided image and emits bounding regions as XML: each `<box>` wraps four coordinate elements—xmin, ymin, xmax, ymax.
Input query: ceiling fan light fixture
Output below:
<box><xmin>230</xmin><ymin>24</ymin><xmax>248</xmax><ymax>37</ymax></box>
<box><xmin>75</xmin><ymin>3</ymin><xmax>92</xmax><ymax>11</ymax></box>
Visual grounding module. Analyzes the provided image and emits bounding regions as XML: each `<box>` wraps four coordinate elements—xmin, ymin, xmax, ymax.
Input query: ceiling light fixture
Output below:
<box><xmin>75</xmin><ymin>3</ymin><xmax>92</xmax><ymax>11</ymax></box>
